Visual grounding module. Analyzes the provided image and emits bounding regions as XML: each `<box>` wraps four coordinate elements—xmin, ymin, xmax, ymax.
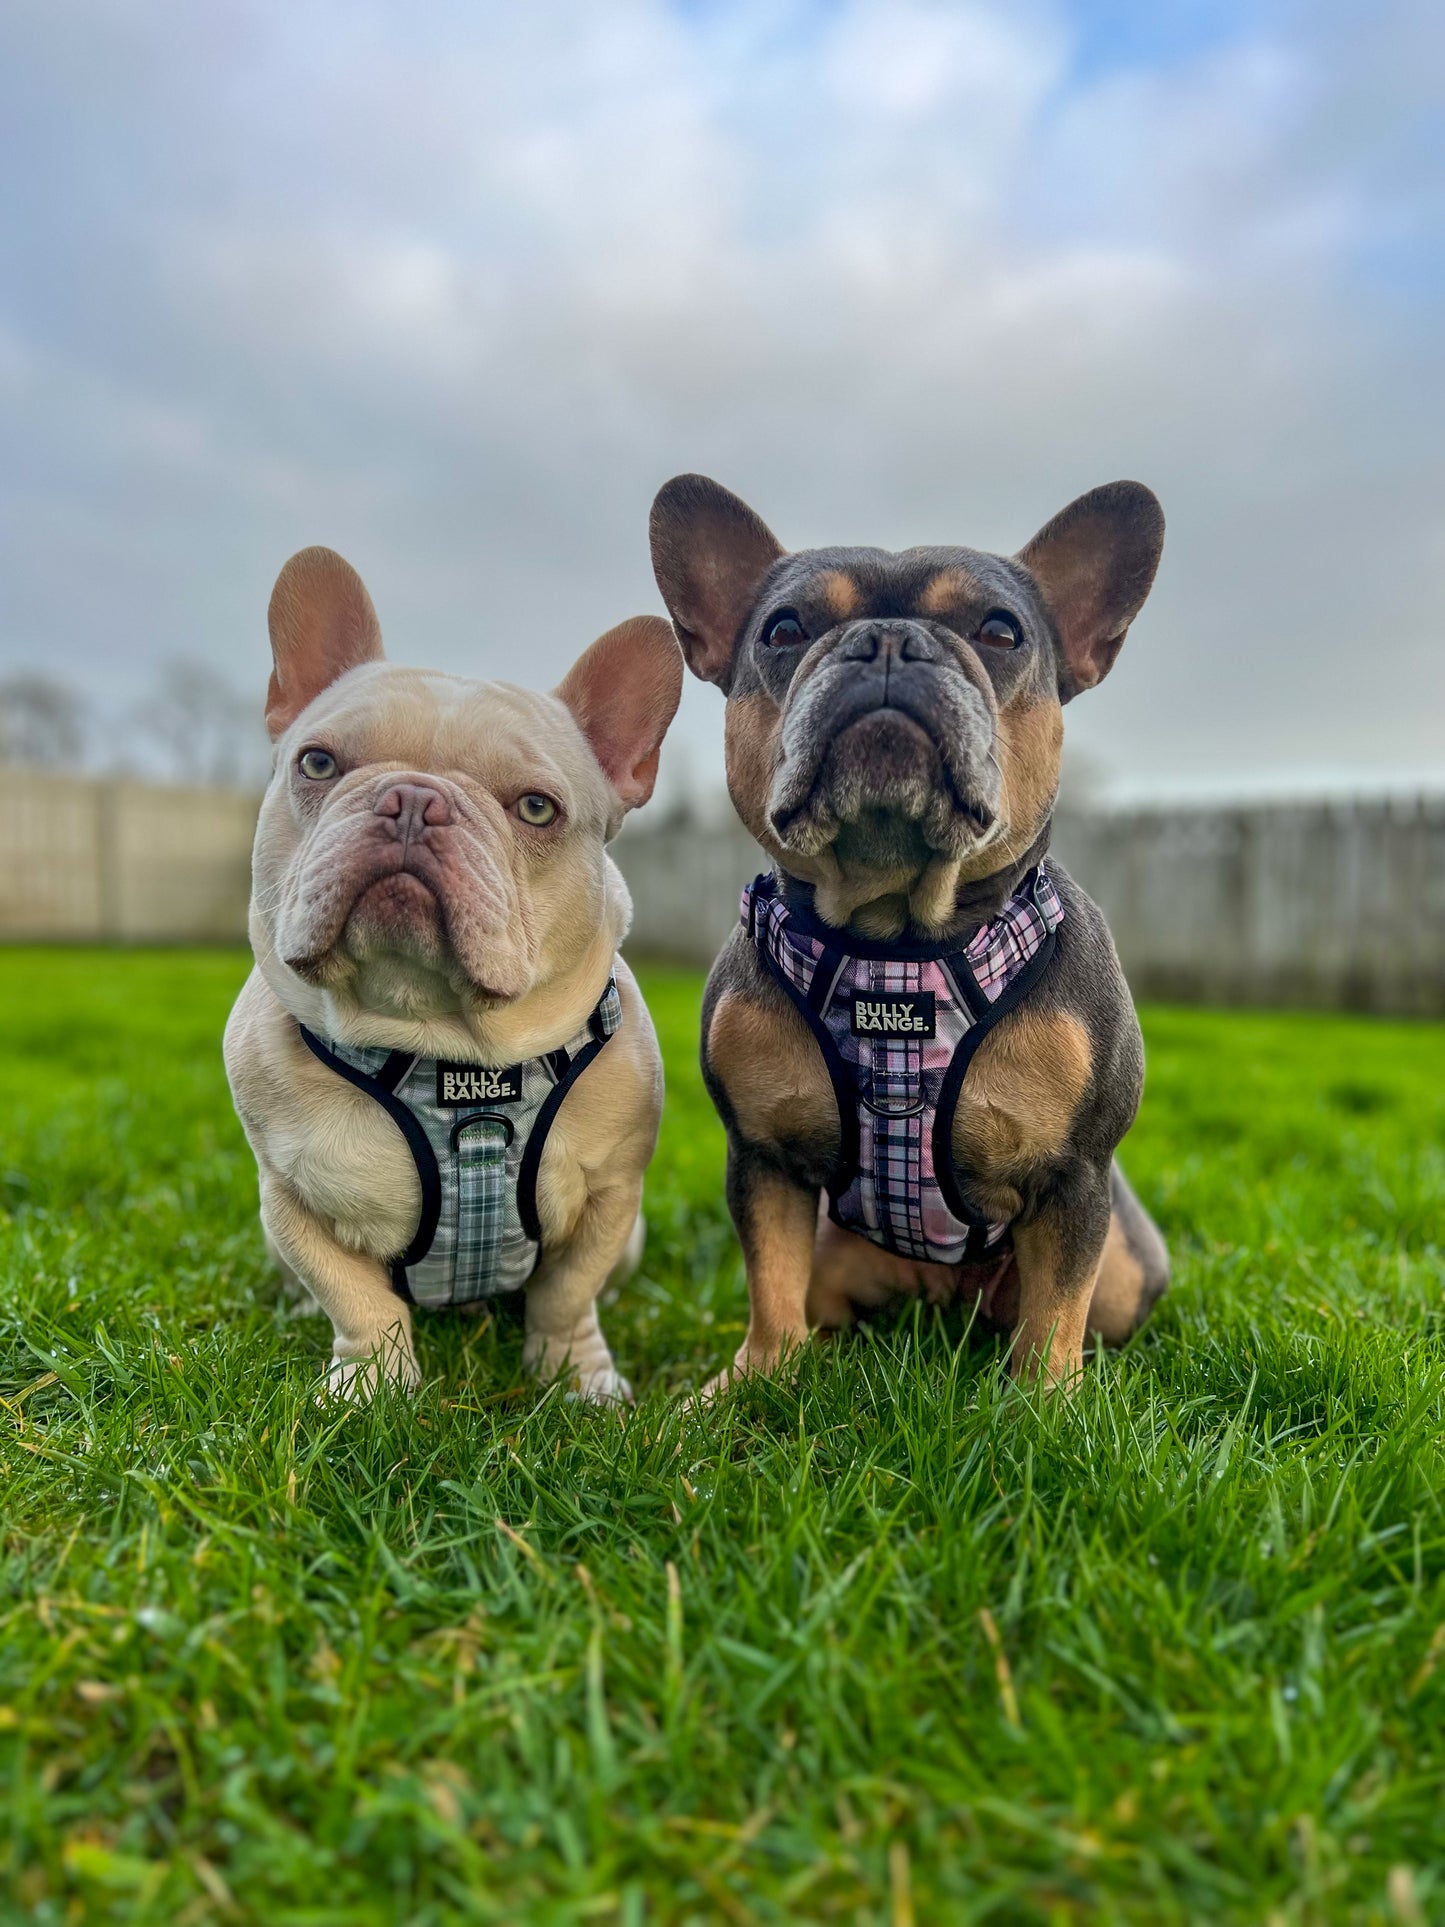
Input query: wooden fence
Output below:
<box><xmin>617</xmin><ymin>796</ymin><xmax>1445</xmax><ymax>1016</ymax></box>
<box><xmin>3</xmin><ymin>768</ymin><xmax>1443</xmax><ymax>1013</ymax></box>
<box><xmin>0</xmin><ymin>768</ymin><xmax>257</xmax><ymax>942</ymax></box>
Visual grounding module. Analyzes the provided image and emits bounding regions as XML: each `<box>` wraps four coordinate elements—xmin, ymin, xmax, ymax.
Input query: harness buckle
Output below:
<box><xmin>745</xmin><ymin>878</ymin><xmax>768</xmax><ymax>950</ymax></box>
<box><xmin>858</xmin><ymin>1087</ymin><xmax>928</xmax><ymax>1120</ymax></box>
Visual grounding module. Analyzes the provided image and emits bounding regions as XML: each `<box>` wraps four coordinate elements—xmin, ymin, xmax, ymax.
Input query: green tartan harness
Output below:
<box><xmin>299</xmin><ymin>979</ymin><xmax>622</xmax><ymax>1310</ymax></box>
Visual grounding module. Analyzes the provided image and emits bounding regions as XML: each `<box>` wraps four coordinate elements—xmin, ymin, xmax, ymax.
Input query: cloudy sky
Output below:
<box><xmin>1</xmin><ymin>0</ymin><xmax>1441</xmax><ymax>800</ymax></box>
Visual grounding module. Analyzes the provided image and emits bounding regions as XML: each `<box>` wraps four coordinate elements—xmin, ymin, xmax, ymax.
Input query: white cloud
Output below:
<box><xmin>0</xmin><ymin>0</ymin><xmax>1441</xmax><ymax>797</ymax></box>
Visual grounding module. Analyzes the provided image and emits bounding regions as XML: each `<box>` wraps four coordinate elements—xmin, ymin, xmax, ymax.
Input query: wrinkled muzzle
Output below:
<box><xmin>271</xmin><ymin>773</ymin><xmax>534</xmax><ymax>999</ymax></box>
<box><xmin>766</xmin><ymin>622</ymin><xmax>1001</xmax><ymax>861</ymax></box>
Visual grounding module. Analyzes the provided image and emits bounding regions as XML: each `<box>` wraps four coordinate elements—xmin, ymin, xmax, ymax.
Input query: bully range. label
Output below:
<box><xmin>849</xmin><ymin>991</ymin><xmax>936</xmax><ymax>1038</ymax></box>
<box><xmin>435</xmin><ymin>1062</ymin><xmax>525</xmax><ymax>1106</ymax></box>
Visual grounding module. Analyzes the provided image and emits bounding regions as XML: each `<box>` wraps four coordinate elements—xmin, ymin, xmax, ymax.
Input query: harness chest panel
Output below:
<box><xmin>300</xmin><ymin>979</ymin><xmax>622</xmax><ymax>1310</ymax></box>
<box><xmin>741</xmin><ymin>871</ymin><xmax>1064</xmax><ymax>1265</ymax></box>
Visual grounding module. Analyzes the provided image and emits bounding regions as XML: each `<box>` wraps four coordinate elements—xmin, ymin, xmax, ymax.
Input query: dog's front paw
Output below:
<box><xmin>320</xmin><ymin>1348</ymin><xmax>421</xmax><ymax>1403</ymax></box>
<box><xmin>568</xmin><ymin>1365</ymin><xmax>634</xmax><ymax>1407</ymax></box>
<box><xmin>685</xmin><ymin>1337</ymin><xmax>807</xmax><ymax>1411</ymax></box>
<box><xmin>684</xmin><ymin>1358</ymin><xmax>758</xmax><ymax>1413</ymax></box>
<box><xmin>693</xmin><ymin>1333</ymin><xmax>809</xmax><ymax>1410</ymax></box>
<box><xmin>524</xmin><ymin>1334</ymin><xmax>632</xmax><ymax>1407</ymax></box>
<box><xmin>690</xmin><ymin>1364</ymin><xmax>739</xmax><ymax>1408</ymax></box>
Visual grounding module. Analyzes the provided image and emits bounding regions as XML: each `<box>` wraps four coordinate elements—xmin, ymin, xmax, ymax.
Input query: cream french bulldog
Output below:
<box><xmin>224</xmin><ymin>546</ymin><xmax>682</xmax><ymax>1401</ymax></box>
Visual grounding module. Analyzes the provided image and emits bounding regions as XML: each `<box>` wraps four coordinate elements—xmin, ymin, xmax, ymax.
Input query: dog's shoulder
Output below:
<box><xmin>700</xmin><ymin>923</ymin><xmax>842</xmax><ymax>1182</ymax></box>
<box><xmin>950</xmin><ymin>861</ymin><xmax>1142</xmax><ymax>1202</ymax></box>
<box><xmin>222</xmin><ymin>966</ymin><xmax>318</xmax><ymax>1132</ymax></box>
<box><xmin>544</xmin><ymin>956</ymin><xmax>665</xmax><ymax>1174</ymax></box>
<box><xmin>1039</xmin><ymin>859</ymin><xmax>1143</xmax><ymax>1110</ymax></box>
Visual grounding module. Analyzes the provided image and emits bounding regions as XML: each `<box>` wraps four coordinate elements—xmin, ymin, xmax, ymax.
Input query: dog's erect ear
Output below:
<box><xmin>1016</xmin><ymin>482</ymin><xmax>1164</xmax><ymax>703</ymax></box>
<box><xmin>649</xmin><ymin>474</ymin><xmax>784</xmax><ymax>689</ymax></box>
<box><xmin>556</xmin><ymin>615</ymin><xmax>683</xmax><ymax>813</ymax></box>
<box><xmin>265</xmin><ymin>547</ymin><xmax>385</xmax><ymax>738</ymax></box>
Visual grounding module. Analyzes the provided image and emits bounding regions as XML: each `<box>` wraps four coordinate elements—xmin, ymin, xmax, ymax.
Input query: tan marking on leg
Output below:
<box><xmin>703</xmin><ymin>1168</ymin><xmax>820</xmax><ymax>1399</ymax></box>
<box><xmin>707</xmin><ymin>989</ymin><xmax>840</xmax><ymax>1165</ymax></box>
<box><xmin>1086</xmin><ymin>1208</ymin><xmax>1149</xmax><ymax>1345</ymax></box>
<box><xmin>917</xmin><ymin>567</ymin><xmax>983</xmax><ymax>617</ymax></box>
<box><xmin>1010</xmin><ymin>1211</ymin><xmax>1100</xmax><ymax>1389</ymax></box>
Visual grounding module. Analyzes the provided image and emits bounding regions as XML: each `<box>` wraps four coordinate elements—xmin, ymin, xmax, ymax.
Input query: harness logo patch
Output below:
<box><xmin>850</xmin><ymin>992</ymin><xmax>936</xmax><ymax>1038</ymax></box>
<box><xmin>435</xmin><ymin>1063</ymin><xmax>524</xmax><ymax>1106</ymax></box>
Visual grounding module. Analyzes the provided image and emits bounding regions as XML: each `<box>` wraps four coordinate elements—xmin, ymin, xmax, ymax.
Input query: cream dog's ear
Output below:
<box><xmin>555</xmin><ymin>615</ymin><xmax>683</xmax><ymax>811</ymax></box>
<box><xmin>265</xmin><ymin>547</ymin><xmax>385</xmax><ymax>738</ymax></box>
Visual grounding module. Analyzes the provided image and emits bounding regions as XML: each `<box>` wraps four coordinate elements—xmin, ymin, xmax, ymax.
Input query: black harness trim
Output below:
<box><xmin>931</xmin><ymin>910</ymin><xmax>1060</xmax><ymax>1256</ymax></box>
<box><xmin>298</xmin><ymin>1026</ymin><xmax>442</xmax><ymax>1286</ymax></box>
<box><xmin>747</xmin><ymin>882</ymin><xmax>860</xmax><ymax>1199</ymax></box>
<box><xmin>515</xmin><ymin>1031</ymin><xmax>612</xmax><ymax>1248</ymax></box>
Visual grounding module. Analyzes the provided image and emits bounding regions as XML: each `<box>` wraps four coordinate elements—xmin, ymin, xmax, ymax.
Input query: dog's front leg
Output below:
<box><xmin>701</xmin><ymin>1147</ymin><xmax>819</xmax><ymax>1401</ymax></box>
<box><xmin>1009</xmin><ymin>1165</ymin><xmax>1112</xmax><ymax>1390</ymax></box>
<box><xmin>523</xmin><ymin>1178</ymin><xmax>640</xmax><ymax>1405</ymax></box>
<box><xmin>261</xmin><ymin>1174</ymin><xmax>420</xmax><ymax>1397</ymax></box>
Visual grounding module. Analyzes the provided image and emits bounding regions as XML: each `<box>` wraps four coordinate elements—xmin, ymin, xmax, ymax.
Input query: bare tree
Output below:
<box><xmin>0</xmin><ymin>673</ymin><xmax>89</xmax><ymax>768</ymax></box>
<box><xmin>138</xmin><ymin>657</ymin><xmax>269</xmax><ymax>788</ymax></box>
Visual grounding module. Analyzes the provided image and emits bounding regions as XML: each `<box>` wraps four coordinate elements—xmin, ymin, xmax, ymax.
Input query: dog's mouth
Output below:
<box><xmin>341</xmin><ymin>869</ymin><xmax>445</xmax><ymax>961</ymax></box>
<box><xmin>280</xmin><ymin>843</ymin><xmax>528</xmax><ymax>1005</ymax></box>
<box><xmin>352</xmin><ymin>868</ymin><xmax>439</xmax><ymax>919</ymax></box>
<box><xmin>768</xmin><ymin>702</ymin><xmax>999</xmax><ymax>861</ymax></box>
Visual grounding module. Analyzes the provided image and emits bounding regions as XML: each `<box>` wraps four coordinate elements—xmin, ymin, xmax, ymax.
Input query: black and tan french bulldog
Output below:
<box><xmin>650</xmin><ymin>475</ymin><xmax>1170</xmax><ymax>1398</ymax></box>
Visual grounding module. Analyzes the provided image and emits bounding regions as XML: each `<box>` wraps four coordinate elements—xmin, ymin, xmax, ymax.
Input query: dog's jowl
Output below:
<box><xmin>650</xmin><ymin>475</ymin><xmax>1171</xmax><ymax>1396</ymax></box>
<box><xmin>225</xmin><ymin>547</ymin><xmax>682</xmax><ymax>1401</ymax></box>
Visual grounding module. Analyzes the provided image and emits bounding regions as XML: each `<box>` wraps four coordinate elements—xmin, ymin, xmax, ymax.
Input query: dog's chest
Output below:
<box><xmin>283</xmin><ymin>1079</ymin><xmax>422</xmax><ymax>1254</ymax></box>
<box><xmin>287</xmin><ymin>981</ymin><xmax>623</xmax><ymax>1307</ymax></box>
<box><xmin>740</xmin><ymin>868</ymin><xmax>1066</xmax><ymax>1266</ymax></box>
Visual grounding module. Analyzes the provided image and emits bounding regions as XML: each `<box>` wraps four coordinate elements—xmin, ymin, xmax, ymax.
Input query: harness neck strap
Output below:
<box><xmin>302</xmin><ymin>974</ymin><xmax>622</xmax><ymax>1073</ymax></box>
<box><xmin>746</xmin><ymin>866</ymin><xmax>1062</xmax><ymax>983</ymax></box>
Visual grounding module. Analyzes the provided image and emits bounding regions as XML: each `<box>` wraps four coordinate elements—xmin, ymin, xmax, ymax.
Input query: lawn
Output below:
<box><xmin>2</xmin><ymin>948</ymin><xmax>1444</xmax><ymax>1926</ymax></box>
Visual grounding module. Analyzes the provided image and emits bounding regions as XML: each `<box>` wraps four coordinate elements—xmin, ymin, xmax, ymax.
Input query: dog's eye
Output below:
<box><xmin>764</xmin><ymin>609</ymin><xmax>808</xmax><ymax>647</ymax></box>
<box><xmin>977</xmin><ymin>611</ymin><xmax>1022</xmax><ymax>648</ymax></box>
<box><xmin>515</xmin><ymin>793</ymin><xmax>558</xmax><ymax>827</ymax></box>
<box><xmin>298</xmin><ymin>748</ymin><xmax>339</xmax><ymax>780</ymax></box>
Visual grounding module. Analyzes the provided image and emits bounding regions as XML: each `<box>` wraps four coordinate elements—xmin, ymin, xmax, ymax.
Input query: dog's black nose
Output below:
<box><xmin>835</xmin><ymin>621</ymin><xmax>944</xmax><ymax>666</ymax></box>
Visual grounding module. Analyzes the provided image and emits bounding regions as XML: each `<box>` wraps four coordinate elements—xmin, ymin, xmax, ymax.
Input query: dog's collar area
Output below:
<box><xmin>741</xmin><ymin>870</ymin><xmax>1063</xmax><ymax>1266</ymax></box>
<box><xmin>769</xmin><ymin>834</ymin><xmax>1054</xmax><ymax>960</ymax></box>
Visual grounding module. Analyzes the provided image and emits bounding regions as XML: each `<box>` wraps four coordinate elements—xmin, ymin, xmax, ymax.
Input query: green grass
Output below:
<box><xmin>3</xmin><ymin>948</ymin><xmax>1445</xmax><ymax>1925</ymax></box>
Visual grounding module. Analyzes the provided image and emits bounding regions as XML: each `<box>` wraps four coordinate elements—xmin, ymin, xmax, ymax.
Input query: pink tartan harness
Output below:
<box><xmin>741</xmin><ymin>867</ymin><xmax>1065</xmax><ymax>1265</ymax></box>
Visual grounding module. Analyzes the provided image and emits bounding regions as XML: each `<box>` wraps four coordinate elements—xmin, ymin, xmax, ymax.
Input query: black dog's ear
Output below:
<box><xmin>1016</xmin><ymin>482</ymin><xmax>1164</xmax><ymax>703</ymax></box>
<box><xmin>649</xmin><ymin>474</ymin><xmax>784</xmax><ymax>689</ymax></box>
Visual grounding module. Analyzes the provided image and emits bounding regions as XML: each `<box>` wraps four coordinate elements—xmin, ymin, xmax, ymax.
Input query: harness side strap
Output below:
<box><xmin>515</xmin><ymin>974</ymin><xmax>623</xmax><ymax>1253</ymax></box>
<box><xmin>297</xmin><ymin>1026</ymin><xmax>443</xmax><ymax>1281</ymax></box>
<box><xmin>515</xmin><ymin>1031</ymin><xmax>611</xmax><ymax>1250</ymax></box>
<box><xmin>929</xmin><ymin>922</ymin><xmax>1061</xmax><ymax>1241</ymax></box>
<box><xmin>749</xmin><ymin>926</ymin><xmax>862</xmax><ymax>1200</ymax></box>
